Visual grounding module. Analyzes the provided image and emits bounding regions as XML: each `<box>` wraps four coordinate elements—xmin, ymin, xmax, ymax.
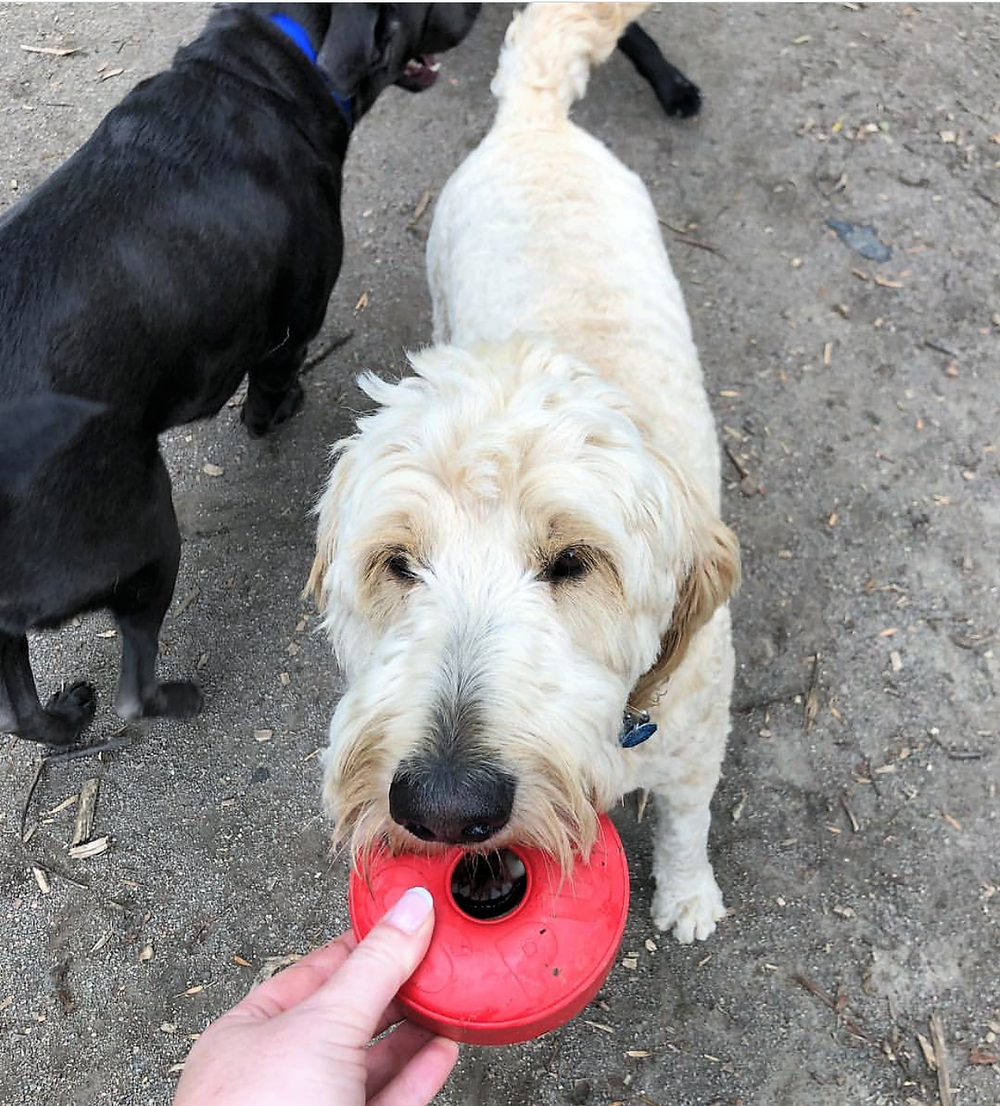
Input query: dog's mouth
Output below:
<box><xmin>396</xmin><ymin>54</ymin><xmax>440</xmax><ymax>92</ymax></box>
<box><xmin>450</xmin><ymin>848</ymin><xmax>527</xmax><ymax>920</ymax></box>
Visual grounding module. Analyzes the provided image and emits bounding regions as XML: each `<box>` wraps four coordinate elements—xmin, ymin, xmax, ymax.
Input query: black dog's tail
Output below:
<box><xmin>0</xmin><ymin>394</ymin><xmax>105</xmax><ymax>491</ymax></box>
<box><xmin>491</xmin><ymin>2</ymin><xmax>649</xmax><ymax>125</ymax></box>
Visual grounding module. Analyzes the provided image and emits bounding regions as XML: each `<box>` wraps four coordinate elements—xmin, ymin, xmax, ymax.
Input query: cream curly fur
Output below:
<box><xmin>310</xmin><ymin>3</ymin><xmax>740</xmax><ymax>942</ymax></box>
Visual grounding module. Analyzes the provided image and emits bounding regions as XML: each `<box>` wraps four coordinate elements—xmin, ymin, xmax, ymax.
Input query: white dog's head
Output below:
<box><xmin>309</xmin><ymin>341</ymin><xmax>738</xmax><ymax>872</ymax></box>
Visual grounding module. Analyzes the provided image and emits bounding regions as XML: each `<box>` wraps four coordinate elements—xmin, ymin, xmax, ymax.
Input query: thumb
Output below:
<box><xmin>300</xmin><ymin>886</ymin><xmax>436</xmax><ymax>1047</ymax></box>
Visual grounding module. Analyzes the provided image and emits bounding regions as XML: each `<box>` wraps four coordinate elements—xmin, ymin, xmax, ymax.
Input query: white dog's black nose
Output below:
<box><xmin>389</xmin><ymin>761</ymin><xmax>515</xmax><ymax>845</ymax></box>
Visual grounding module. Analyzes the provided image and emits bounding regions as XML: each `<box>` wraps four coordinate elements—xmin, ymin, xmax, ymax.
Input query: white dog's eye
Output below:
<box><xmin>543</xmin><ymin>547</ymin><xmax>590</xmax><ymax>584</ymax></box>
<box><xmin>386</xmin><ymin>552</ymin><xmax>419</xmax><ymax>585</ymax></box>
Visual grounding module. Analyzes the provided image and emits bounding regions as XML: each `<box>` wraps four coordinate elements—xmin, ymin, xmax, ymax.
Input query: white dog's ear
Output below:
<box><xmin>305</xmin><ymin>446</ymin><xmax>355</xmax><ymax>613</ymax></box>
<box><xmin>632</xmin><ymin>479</ymin><xmax>740</xmax><ymax>709</ymax></box>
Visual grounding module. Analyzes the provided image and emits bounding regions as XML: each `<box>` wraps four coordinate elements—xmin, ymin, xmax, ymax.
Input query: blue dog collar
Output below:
<box><xmin>269</xmin><ymin>12</ymin><xmax>354</xmax><ymax>129</ymax></box>
<box><xmin>620</xmin><ymin>708</ymin><xmax>657</xmax><ymax>749</ymax></box>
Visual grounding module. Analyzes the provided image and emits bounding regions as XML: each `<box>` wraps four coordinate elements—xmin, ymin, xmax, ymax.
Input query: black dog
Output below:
<box><xmin>0</xmin><ymin>395</ymin><xmax>104</xmax><ymax>494</ymax></box>
<box><xmin>0</xmin><ymin>3</ymin><xmax>479</xmax><ymax>746</ymax></box>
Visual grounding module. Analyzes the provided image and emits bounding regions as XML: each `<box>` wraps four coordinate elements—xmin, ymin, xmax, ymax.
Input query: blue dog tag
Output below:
<box><xmin>619</xmin><ymin>714</ymin><xmax>657</xmax><ymax>748</ymax></box>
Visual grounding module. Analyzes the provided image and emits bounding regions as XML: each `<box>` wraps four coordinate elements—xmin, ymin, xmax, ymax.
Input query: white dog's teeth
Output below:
<box><xmin>506</xmin><ymin>856</ymin><xmax>526</xmax><ymax>880</ymax></box>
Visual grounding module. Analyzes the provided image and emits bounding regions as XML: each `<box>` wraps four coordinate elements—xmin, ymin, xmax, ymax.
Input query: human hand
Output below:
<box><xmin>173</xmin><ymin>887</ymin><xmax>458</xmax><ymax>1106</ymax></box>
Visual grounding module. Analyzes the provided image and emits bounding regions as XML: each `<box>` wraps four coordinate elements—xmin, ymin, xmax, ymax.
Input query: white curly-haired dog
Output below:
<box><xmin>309</xmin><ymin>2</ymin><xmax>740</xmax><ymax>942</ymax></box>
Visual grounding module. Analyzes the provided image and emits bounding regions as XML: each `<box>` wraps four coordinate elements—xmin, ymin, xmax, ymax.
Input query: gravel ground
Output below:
<box><xmin>1</xmin><ymin>4</ymin><xmax>998</xmax><ymax>1106</ymax></box>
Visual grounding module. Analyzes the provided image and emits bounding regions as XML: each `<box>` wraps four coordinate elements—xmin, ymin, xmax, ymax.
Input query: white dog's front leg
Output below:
<box><xmin>650</xmin><ymin>787</ymin><xmax>725</xmax><ymax>943</ymax></box>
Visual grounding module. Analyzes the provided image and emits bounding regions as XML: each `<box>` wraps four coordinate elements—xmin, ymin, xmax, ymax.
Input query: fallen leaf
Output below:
<box><xmin>99</xmin><ymin>67</ymin><xmax>124</xmax><ymax>81</ymax></box>
<box><xmin>354</xmin><ymin>290</ymin><xmax>370</xmax><ymax>312</ymax></box>
<box><xmin>202</xmin><ymin>462</ymin><xmax>224</xmax><ymax>477</ymax></box>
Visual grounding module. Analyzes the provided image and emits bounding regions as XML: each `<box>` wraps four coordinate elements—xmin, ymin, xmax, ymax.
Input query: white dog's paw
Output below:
<box><xmin>652</xmin><ymin>872</ymin><xmax>725</xmax><ymax>944</ymax></box>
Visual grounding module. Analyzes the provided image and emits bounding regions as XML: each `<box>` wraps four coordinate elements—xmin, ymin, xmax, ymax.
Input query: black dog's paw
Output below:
<box><xmin>663</xmin><ymin>79</ymin><xmax>701</xmax><ymax>119</ymax></box>
<box><xmin>143</xmin><ymin>680</ymin><xmax>203</xmax><ymax>719</ymax></box>
<box><xmin>46</xmin><ymin>680</ymin><xmax>98</xmax><ymax>730</ymax></box>
<box><xmin>241</xmin><ymin>381</ymin><xmax>305</xmax><ymax>438</ymax></box>
<box><xmin>270</xmin><ymin>379</ymin><xmax>305</xmax><ymax>428</ymax></box>
<box><xmin>240</xmin><ymin>401</ymin><xmax>269</xmax><ymax>439</ymax></box>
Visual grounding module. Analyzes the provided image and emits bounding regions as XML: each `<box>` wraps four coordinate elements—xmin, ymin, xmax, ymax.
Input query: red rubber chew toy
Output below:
<box><xmin>348</xmin><ymin>814</ymin><xmax>629</xmax><ymax>1045</ymax></box>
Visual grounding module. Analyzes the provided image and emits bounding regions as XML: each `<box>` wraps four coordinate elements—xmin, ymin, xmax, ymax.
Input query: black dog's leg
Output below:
<box><xmin>242</xmin><ymin>342</ymin><xmax>307</xmax><ymax>439</ymax></box>
<box><xmin>0</xmin><ymin>633</ymin><xmax>96</xmax><ymax>746</ymax></box>
<box><xmin>110</xmin><ymin>522</ymin><xmax>202</xmax><ymax>722</ymax></box>
<box><xmin>617</xmin><ymin>23</ymin><xmax>701</xmax><ymax>119</ymax></box>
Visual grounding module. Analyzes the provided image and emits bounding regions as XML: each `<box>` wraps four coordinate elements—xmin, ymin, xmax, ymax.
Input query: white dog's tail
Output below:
<box><xmin>491</xmin><ymin>3</ymin><xmax>649</xmax><ymax>125</ymax></box>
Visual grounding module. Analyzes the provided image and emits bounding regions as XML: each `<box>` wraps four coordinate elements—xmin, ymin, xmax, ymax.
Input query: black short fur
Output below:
<box><xmin>618</xmin><ymin>23</ymin><xmax>702</xmax><ymax>118</ymax></box>
<box><xmin>0</xmin><ymin>3</ymin><xmax>478</xmax><ymax>746</ymax></box>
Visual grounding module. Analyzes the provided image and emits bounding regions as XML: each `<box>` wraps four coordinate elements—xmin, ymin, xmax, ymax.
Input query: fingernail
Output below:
<box><xmin>385</xmin><ymin>886</ymin><xmax>434</xmax><ymax>934</ymax></box>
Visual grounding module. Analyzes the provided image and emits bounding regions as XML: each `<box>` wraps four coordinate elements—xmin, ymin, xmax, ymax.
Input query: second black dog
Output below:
<box><xmin>0</xmin><ymin>3</ymin><xmax>479</xmax><ymax>746</ymax></box>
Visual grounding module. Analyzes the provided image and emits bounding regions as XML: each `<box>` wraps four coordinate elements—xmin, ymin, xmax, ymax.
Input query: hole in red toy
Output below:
<box><xmin>450</xmin><ymin>848</ymin><xmax>527</xmax><ymax>921</ymax></box>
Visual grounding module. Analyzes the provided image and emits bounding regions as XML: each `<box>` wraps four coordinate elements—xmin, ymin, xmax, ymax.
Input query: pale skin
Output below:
<box><xmin>173</xmin><ymin>887</ymin><xmax>458</xmax><ymax>1106</ymax></box>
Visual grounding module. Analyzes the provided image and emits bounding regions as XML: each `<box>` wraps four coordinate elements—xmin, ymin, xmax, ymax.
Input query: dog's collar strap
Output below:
<box><xmin>268</xmin><ymin>13</ymin><xmax>354</xmax><ymax>130</ymax></box>
<box><xmin>620</xmin><ymin>708</ymin><xmax>657</xmax><ymax>749</ymax></box>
